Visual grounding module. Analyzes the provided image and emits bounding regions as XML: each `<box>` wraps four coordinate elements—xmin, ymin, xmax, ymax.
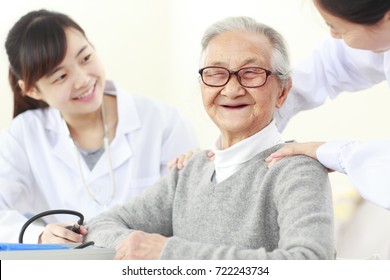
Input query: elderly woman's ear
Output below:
<box><xmin>275</xmin><ymin>77</ymin><xmax>292</xmax><ymax>109</ymax></box>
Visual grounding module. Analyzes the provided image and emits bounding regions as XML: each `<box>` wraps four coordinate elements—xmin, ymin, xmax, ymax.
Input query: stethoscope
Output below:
<box><xmin>64</xmin><ymin>98</ymin><xmax>116</xmax><ymax>208</ymax></box>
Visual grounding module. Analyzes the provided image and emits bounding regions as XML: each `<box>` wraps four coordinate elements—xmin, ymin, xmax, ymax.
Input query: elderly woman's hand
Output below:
<box><xmin>114</xmin><ymin>231</ymin><xmax>167</xmax><ymax>260</ymax></box>
<box><xmin>265</xmin><ymin>142</ymin><xmax>325</xmax><ymax>167</ymax></box>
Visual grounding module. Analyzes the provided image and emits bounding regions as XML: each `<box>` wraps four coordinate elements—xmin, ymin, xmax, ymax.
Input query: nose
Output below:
<box><xmin>74</xmin><ymin>67</ymin><xmax>91</xmax><ymax>89</ymax></box>
<box><xmin>221</xmin><ymin>74</ymin><xmax>246</xmax><ymax>98</ymax></box>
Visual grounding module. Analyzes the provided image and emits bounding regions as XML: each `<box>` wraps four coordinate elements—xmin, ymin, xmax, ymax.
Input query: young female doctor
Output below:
<box><xmin>0</xmin><ymin>9</ymin><xmax>198</xmax><ymax>244</ymax></box>
<box><xmin>267</xmin><ymin>0</ymin><xmax>390</xmax><ymax>209</ymax></box>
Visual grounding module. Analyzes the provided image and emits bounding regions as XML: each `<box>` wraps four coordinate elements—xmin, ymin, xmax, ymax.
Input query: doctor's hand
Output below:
<box><xmin>265</xmin><ymin>142</ymin><xmax>325</xmax><ymax>168</ymax></box>
<box><xmin>39</xmin><ymin>222</ymin><xmax>88</xmax><ymax>244</ymax></box>
<box><xmin>114</xmin><ymin>230</ymin><xmax>167</xmax><ymax>260</ymax></box>
<box><xmin>167</xmin><ymin>149</ymin><xmax>215</xmax><ymax>170</ymax></box>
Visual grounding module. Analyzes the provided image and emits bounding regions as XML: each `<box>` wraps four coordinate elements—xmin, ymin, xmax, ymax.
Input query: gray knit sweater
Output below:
<box><xmin>86</xmin><ymin>145</ymin><xmax>335</xmax><ymax>259</ymax></box>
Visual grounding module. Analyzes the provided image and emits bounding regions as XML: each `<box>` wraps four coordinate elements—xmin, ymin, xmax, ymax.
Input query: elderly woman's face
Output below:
<box><xmin>200</xmin><ymin>30</ymin><xmax>289</xmax><ymax>146</ymax></box>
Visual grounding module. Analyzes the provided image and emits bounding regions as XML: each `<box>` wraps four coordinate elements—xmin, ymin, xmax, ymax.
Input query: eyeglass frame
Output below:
<box><xmin>198</xmin><ymin>66</ymin><xmax>283</xmax><ymax>88</ymax></box>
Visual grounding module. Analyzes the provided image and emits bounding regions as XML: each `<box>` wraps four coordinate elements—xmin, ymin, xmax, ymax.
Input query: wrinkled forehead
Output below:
<box><xmin>201</xmin><ymin>30</ymin><xmax>273</xmax><ymax>69</ymax></box>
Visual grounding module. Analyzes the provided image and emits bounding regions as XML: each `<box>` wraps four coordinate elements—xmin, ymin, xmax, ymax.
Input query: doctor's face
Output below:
<box><xmin>314</xmin><ymin>0</ymin><xmax>390</xmax><ymax>52</ymax></box>
<box><xmin>200</xmin><ymin>30</ymin><xmax>289</xmax><ymax>148</ymax></box>
<box><xmin>22</xmin><ymin>28</ymin><xmax>106</xmax><ymax>116</ymax></box>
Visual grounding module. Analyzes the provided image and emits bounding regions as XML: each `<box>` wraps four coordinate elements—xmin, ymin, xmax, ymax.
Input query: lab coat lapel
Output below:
<box><xmin>45</xmin><ymin>108</ymin><xmax>80</xmax><ymax>174</ymax></box>
<box><xmin>88</xmin><ymin>83</ymin><xmax>141</xmax><ymax>181</ymax></box>
<box><xmin>89</xmin><ymin>134</ymin><xmax>133</xmax><ymax>181</ymax></box>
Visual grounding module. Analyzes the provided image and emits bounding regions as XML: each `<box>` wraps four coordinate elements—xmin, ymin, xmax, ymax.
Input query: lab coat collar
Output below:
<box><xmin>44</xmin><ymin>109</ymin><xmax>77</xmax><ymax>173</ymax></box>
<box><xmin>110</xmin><ymin>81</ymin><xmax>141</xmax><ymax>135</ymax></box>
<box><xmin>44</xmin><ymin>80</ymin><xmax>141</xmax><ymax>179</ymax></box>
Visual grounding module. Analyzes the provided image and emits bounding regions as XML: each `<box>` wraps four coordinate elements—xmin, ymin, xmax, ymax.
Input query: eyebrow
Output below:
<box><xmin>47</xmin><ymin>45</ymin><xmax>89</xmax><ymax>77</ymax></box>
<box><xmin>207</xmin><ymin>58</ymin><xmax>264</xmax><ymax>68</ymax></box>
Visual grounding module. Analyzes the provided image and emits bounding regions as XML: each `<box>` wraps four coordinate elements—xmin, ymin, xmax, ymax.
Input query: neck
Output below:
<box><xmin>64</xmin><ymin>109</ymin><xmax>102</xmax><ymax>132</ymax></box>
<box><xmin>64</xmin><ymin>95</ymin><xmax>117</xmax><ymax>150</ymax></box>
<box><xmin>220</xmin><ymin>130</ymin><xmax>262</xmax><ymax>149</ymax></box>
<box><xmin>219</xmin><ymin>119</ymin><xmax>273</xmax><ymax>149</ymax></box>
<box><xmin>64</xmin><ymin>106</ymin><xmax>106</xmax><ymax>151</ymax></box>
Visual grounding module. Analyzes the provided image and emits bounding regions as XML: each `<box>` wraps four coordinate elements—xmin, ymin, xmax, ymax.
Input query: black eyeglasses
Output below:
<box><xmin>198</xmin><ymin>66</ymin><xmax>282</xmax><ymax>88</ymax></box>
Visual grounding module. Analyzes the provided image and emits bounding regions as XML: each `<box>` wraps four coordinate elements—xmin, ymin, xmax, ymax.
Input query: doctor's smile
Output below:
<box><xmin>73</xmin><ymin>83</ymin><xmax>97</xmax><ymax>102</ymax></box>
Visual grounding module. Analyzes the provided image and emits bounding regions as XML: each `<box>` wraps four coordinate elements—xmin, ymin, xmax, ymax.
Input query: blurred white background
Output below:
<box><xmin>1</xmin><ymin>0</ymin><xmax>390</xmax><ymax>196</ymax></box>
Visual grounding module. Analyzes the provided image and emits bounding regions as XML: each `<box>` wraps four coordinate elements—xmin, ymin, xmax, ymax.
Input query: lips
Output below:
<box><xmin>73</xmin><ymin>84</ymin><xmax>96</xmax><ymax>102</ymax></box>
<box><xmin>221</xmin><ymin>104</ymin><xmax>249</xmax><ymax>109</ymax></box>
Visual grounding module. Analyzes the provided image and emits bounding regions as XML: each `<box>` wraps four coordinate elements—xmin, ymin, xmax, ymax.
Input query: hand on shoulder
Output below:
<box><xmin>265</xmin><ymin>142</ymin><xmax>325</xmax><ymax>168</ymax></box>
<box><xmin>167</xmin><ymin>149</ymin><xmax>214</xmax><ymax>170</ymax></box>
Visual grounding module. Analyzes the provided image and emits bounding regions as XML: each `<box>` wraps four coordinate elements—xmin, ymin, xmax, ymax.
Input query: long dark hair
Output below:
<box><xmin>5</xmin><ymin>9</ymin><xmax>87</xmax><ymax>118</ymax></box>
<box><xmin>315</xmin><ymin>0</ymin><xmax>390</xmax><ymax>25</ymax></box>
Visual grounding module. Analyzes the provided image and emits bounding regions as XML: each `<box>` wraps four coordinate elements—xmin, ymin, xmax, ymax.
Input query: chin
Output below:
<box><xmin>372</xmin><ymin>48</ymin><xmax>390</xmax><ymax>53</ymax></box>
<box><xmin>347</xmin><ymin>42</ymin><xmax>389</xmax><ymax>53</ymax></box>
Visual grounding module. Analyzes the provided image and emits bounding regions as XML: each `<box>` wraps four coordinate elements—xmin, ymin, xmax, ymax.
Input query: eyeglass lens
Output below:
<box><xmin>201</xmin><ymin>67</ymin><xmax>269</xmax><ymax>87</ymax></box>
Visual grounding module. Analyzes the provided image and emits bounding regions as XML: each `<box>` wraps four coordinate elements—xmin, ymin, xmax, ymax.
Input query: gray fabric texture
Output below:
<box><xmin>86</xmin><ymin>144</ymin><xmax>335</xmax><ymax>259</ymax></box>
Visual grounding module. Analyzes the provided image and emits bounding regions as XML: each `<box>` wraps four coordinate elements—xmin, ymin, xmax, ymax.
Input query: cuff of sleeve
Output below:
<box><xmin>316</xmin><ymin>140</ymin><xmax>357</xmax><ymax>173</ymax></box>
<box><xmin>0</xmin><ymin>210</ymin><xmax>44</xmax><ymax>243</ymax></box>
<box><xmin>160</xmin><ymin>236</ymin><xmax>202</xmax><ymax>260</ymax></box>
<box><xmin>160</xmin><ymin>236</ymin><xmax>183</xmax><ymax>259</ymax></box>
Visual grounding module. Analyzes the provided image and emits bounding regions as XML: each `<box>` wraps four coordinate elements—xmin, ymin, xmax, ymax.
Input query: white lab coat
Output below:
<box><xmin>0</xmin><ymin>81</ymin><xmax>198</xmax><ymax>242</ymax></box>
<box><xmin>274</xmin><ymin>38</ymin><xmax>390</xmax><ymax>209</ymax></box>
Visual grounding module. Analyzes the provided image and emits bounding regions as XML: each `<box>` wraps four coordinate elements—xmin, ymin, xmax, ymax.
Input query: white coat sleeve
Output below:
<box><xmin>275</xmin><ymin>38</ymin><xmax>386</xmax><ymax>131</ymax></box>
<box><xmin>0</xmin><ymin>127</ymin><xmax>44</xmax><ymax>243</ymax></box>
<box><xmin>317</xmin><ymin>140</ymin><xmax>390</xmax><ymax>209</ymax></box>
<box><xmin>0</xmin><ymin>210</ymin><xmax>44</xmax><ymax>243</ymax></box>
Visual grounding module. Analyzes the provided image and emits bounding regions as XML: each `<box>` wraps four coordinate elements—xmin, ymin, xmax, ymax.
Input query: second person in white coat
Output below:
<box><xmin>268</xmin><ymin>0</ymin><xmax>390</xmax><ymax>210</ymax></box>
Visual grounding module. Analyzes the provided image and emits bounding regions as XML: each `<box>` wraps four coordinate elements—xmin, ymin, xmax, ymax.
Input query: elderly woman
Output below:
<box><xmin>85</xmin><ymin>16</ymin><xmax>335</xmax><ymax>260</ymax></box>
